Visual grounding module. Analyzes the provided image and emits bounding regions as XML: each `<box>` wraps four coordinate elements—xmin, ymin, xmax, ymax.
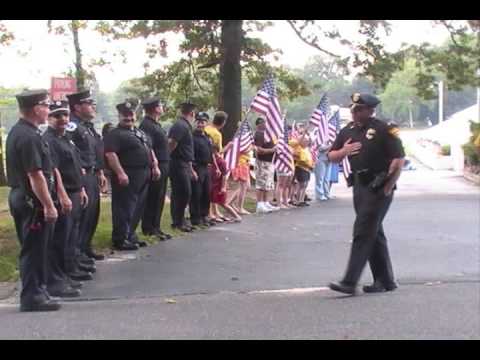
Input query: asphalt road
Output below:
<box><xmin>0</xmin><ymin>167</ymin><xmax>478</xmax><ymax>339</ymax></box>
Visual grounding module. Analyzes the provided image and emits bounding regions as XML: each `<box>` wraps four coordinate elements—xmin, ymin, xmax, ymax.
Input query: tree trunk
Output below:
<box><xmin>71</xmin><ymin>21</ymin><xmax>85</xmax><ymax>89</ymax></box>
<box><xmin>219</xmin><ymin>20</ymin><xmax>243</xmax><ymax>144</ymax></box>
<box><xmin>0</xmin><ymin>113</ymin><xmax>7</xmax><ymax>186</ymax></box>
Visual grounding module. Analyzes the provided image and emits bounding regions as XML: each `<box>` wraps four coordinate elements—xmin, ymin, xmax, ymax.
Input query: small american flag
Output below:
<box><xmin>342</xmin><ymin>156</ymin><xmax>352</xmax><ymax>182</ymax></box>
<box><xmin>309</xmin><ymin>94</ymin><xmax>330</xmax><ymax>146</ymax></box>
<box><xmin>250</xmin><ymin>75</ymin><xmax>283</xmax><ymax>143</ymax></box>
<box><xmin>273</xmin><ymin>120</ymin><xmax>294</xmax><ymax>175</ymax></box>
<box><xmin>224</xmin><ymin>120</ymin><xmax>254</xmax><ymax>171</ymax></box>
<box><xmin>327</xmin><ymin>110</ymin><xmax>341</xmax><ymax>144</ymax></box>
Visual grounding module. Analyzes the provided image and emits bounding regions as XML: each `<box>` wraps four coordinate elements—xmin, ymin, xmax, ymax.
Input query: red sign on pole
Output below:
<box><xmin>51</xmin><ymin>77</ymin><xmax>77</xmax><ymax>101</ymax></box>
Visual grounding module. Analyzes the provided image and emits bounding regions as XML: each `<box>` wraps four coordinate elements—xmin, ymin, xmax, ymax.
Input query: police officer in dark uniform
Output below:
<box><xmin>190</xmin><ymin>112</ymin><xmax>213</xmax><ymax>227</ymax></box>
<box><xmin>139</xmin><ymin>97</ymin><xmax>172</xmax><ymax>241</ymax></box>
<box><xmin>7</xmin><ymin>89</ymin><xmax>61</xmax><ymax>311</ymax></box>
<box><xmin>168</xmin><ymin>102</ymin><xmax>197</xmax><ymax>232</ymax></box>
<box><xmin>66</xmin><ymin>90</ymin><xmax>107</xmax><ymax>262</ymax></box>
<box><xmin>104</xmin><ymin>99</ymin><xmax>161</xmax><ymax>251</ymax></box>
<box><xmin>43</xmin><ymin>101</ymin><xmax>92</xmax><ymax>292</ymax></box>
<box><xmin>327</xmin><ymin>93</ymin><xmax>406</xmax><ymax>295</ymax></box>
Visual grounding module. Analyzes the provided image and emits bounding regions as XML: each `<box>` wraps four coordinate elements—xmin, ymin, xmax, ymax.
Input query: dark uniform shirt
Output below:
<box><xmin>330</xmin><ymin>117</ymin><xmax>405</xmax><ymax>175</ymax></box>
<box><xmin>139</xmin><ymin>116</ymin><xmax>170</xmax><ymax>162</ymax></box>
<box><xmin>43</xmin><ymin>127</ymin><xmax>84</xmax><ymax>192</ymax></box>
<box><xmin>254</xmin><ymin>130</ymin><xmax>275</xmax><ymax>162</ymax></box>
<box><xmin>69</xmin><ymin>114</ymin><xmax>104</xmax><ymax>170</ymax></box>
<box><xmin>6</xmin><ymin>119</ymin><xmax>55</xmax><ymax>203</ymax></box>
<box><xmin>192</xmin><ymin>129</ymin><xmax>213</xmax><ymax>166</ymax></box>
<box><xmin>168</xmin><ymin>117</ymin><xmax>194</xmax><ymax>163</ymax></box>
<box><xmin>104</xmin><ymin>126</ymin><xmax>153</xmax><ymax>169</ymax></box>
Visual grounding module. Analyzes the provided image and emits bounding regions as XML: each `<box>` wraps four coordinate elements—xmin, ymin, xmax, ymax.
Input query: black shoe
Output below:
<box><xmin>66</xmin><ymin>278</ymin><xmax>83</xmax><ymax>289</ymax></box>
<box><xmin>159</xmin><ymin>231</ymin><xmax>172</xmax><ymax>239</ymax></box>
<box><xmin>20</xmin><ymin>299</ymin><xmax>61</xmax><ymax>312</ymax></box>
<box><xmin>329</xmin><ymin>281</ymin><xmax>357</xmax><ymax>295</ymax></box>
<box><xmin>85</xmin><ymin>249</ymin><xmax>105</xmax><ymax>261</ymax></box>
<box><xmin>48</xmin><ymin>286</ymin><xmax>82</xmax><ymax>298</ymax></box>
<box><xmin>78</xmin><ymin>263</ymin><xmax>97</xmax><ymax>273</ymax></box>
<box><xmin>304</xmin><ymin>195</ymin><xmax>312</xmax><ymax>202</ymax></box>
<box><xmin>112</xmin><ymin>242</ymin><xmax>139</xmax><ymax>251</ymax></box>
<box><xmin>152</xmin><ymin>232</ymin><xmax>167</xmax><ymax>241</ymax></box>
<box><xmin>179</xmin><ymin>226</ymin><xmax>192</xmax><ymax>232</ymax></box>
<box><xmin>68</xmin><ymin>270</ymin><xmax>93</xmax><ymax>281</ymax></box>
<box><xmin>78</xmin><ymin>254</ymin><xmax>95</xmax><ymax>265</ymax></box>
<box><xmin>134</xmin><ymin>240</ymin><xmax>148</xmax><ymax>247</ymax></box>
<box><xmin>363</xmin><ymin>281</ymin><xmax>398</xmax><ymax>293</ymax></box>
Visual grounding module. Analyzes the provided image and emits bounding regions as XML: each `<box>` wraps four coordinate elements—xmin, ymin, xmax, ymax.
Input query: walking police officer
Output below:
<box><xmin>190</xmin><ymin>112</ymin><xmax>213</xmax><ymax>227</ymax></box>
<box><xmin>66</xmin><ymin>89</ymin><xmax>107</xmax><ymax>262</ymax></box>
<box><xmin>327</xmin><ymin>93</ymin><xmax>405</xmax><ymax>295</ymax></box>
<box><xmin>168</xmin><ymin>102</ymin><xmax>197</xmax><ymax>232</ymax></box>
<box><xmin>7</xmin><ymin>90</ymin><xmax>62</xmax><ymax>311</ymax></box>
<box><xmin>139</xmin><ymin>97</ymin><xmax>172</xmax><ymax>241</ymax></box>
<box><xmin>43</xmin><ymin>101</ymin><xmax>92</xmax><ymax>292</ymax></box>
<box><xmin>104</xmin><ymin>99</ymin><xmax>161</xmax><ymax>251</ymax></box>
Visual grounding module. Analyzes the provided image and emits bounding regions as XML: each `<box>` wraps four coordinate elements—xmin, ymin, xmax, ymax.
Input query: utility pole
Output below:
<box><xmin>409</xmin><ymin>99</ymin><xmax>414</xmax><ymax>128</ymax></box>
<box><xmin>476</xmin><ymin>69</ymin><xmax>480</xmax><ymax>122</ymax></box>
<box><xmin>438</xmin><ymin>80</ymin><xmax>444</xmax><ymax>124</ymax></box>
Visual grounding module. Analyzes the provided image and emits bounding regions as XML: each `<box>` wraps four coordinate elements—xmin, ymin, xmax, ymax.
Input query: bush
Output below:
<box><xmin>441</xmin><ymin>144</ymin><xmax>451</xmax><ymax>156</ymax></box>
<box><xmin>463</xmin><ymin>143</ymin><xmax>480</xmax><ymax>166</ymax></box>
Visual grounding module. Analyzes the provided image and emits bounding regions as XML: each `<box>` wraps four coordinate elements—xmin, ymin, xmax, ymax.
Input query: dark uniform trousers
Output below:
<box><xmin>9</xmin><ymin>188</ymin><xmax>54</xmax><ymax>304</ymax></box>
<box><xmin>169</xmin><ymin>161</ymin><xmax>192</xmax><ymax>227</ymax></box>
<box><xmin>111</xmin><ymin>167</ymin><xmax>150</xmax><ymax>246</ymax></box>
<box><xmin>342</xmin><ymin>179</ymin><xmax>395</xmax><ymax>286</ymax></box>
<box><xmin>78</xmin><ymin>171</ymin><xmax>100</xmax><ymax>254</ymax></box>
<box><xmin>142</xmin><ymin>161</ymin><xmax>169</xmax><ymax>234</ymax></box>
<box><xmin>189</xmin><ymin>164</ymin><xmax>210</xmax><ymax>225</ymax></box>
<box><xmin>47</xmin><ymin>191</ymin><xmax>82</xmax><ymax>287</ymax></box>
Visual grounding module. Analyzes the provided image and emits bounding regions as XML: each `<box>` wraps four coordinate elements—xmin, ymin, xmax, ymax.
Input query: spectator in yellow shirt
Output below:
<box><xmin>291</xmin><ymin>135</ymin><xmax>314</xmax><ymax>207</ymax></box>
<box><xmin>205</xmin><ymin>111</ymin><xmax>228</xmax><ymax>152</ymax></box>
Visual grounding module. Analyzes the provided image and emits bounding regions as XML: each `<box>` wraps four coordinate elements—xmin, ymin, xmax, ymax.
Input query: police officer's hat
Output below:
<box><xmin>141</xmin><ymin>96</ymin><xmax>163</xmax><ymax>109</ymax></box>
<box><xmin>116</xmin><ymin>98</ymin><xmax>139</xmax><ymax>115</ymax></box>
<box><xmin>16</xmin><ymin>89</ymin><xmax>50</xmax><ymax>109</ymax></box>
<box><xmin>350</xmin><ymin>93</ymin><xmax>381</xmax><ymax>108</ymax></box>
<box><xmin>179</xmin><ymin>101</ymin><xmax>197</xmax><ymax>113</ymax></box>
<box><xmin>195</xmin><ymin>111</ymin><xmax>210</xmax><ymax>122</ymax></box>
<box><xmin>49</xmin><ymin>100</ymin><xmax>70</xmax><ymax>115</ymax></box>
<box><xmin>66</xmin><ymin>89</ymin><xmax>95</xmax><ymax>106</ymax></box>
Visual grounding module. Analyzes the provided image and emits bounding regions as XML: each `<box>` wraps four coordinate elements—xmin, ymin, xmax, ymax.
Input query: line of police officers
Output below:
<box><xmin>7</xmin><ymin>88</ymin><xmax>405</xmax><ymax>312</ymax></box>
<box><xmin>6</xmin><ymin>88</ymin><xmax>209</xmax><ymax>312</ymax></box>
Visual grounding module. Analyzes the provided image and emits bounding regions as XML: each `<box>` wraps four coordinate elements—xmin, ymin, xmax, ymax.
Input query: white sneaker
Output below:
<box><xmin>265</xmin><ymin>202</ymin><xmax>280</xmax><ymax>212</ymax></box>
<box><xmin>256</xmin><ymin>202</ymin><xmax>272</xmax><ymax>214</ymax></box>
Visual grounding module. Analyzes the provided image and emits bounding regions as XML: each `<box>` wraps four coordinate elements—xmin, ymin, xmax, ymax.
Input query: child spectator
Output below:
<box><xmin>210</xmin><ymin>144</ymin><xmax>242</xmax><ymax>222</ymax></box>
<box><xmin>291</xmin><ymin>134</ymin><xmax>314</xmax><ymax>207</ymax></box>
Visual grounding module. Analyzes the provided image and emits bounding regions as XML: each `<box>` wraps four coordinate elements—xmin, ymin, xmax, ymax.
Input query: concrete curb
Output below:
<box><xmin>463</xmin><ymin>170</ymin><xmax>480</xmax><ymax>185</ymax></box>
<box><xmin>0</xmin><ymin>282</ymin><xmax>17</xmax><ymax>300</ymax></box>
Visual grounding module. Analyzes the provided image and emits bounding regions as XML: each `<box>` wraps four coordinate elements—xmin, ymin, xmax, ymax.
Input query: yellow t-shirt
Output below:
<box><xmin>290</xmin><ymin>140</ymin><xmax>313</xmax><ymax>171</ymax></box>
<box><xmin>205</xmin><ymin>125</ymin><xmax>223</xmax><ymax>152</ymax></box>
<box><xmin>238</xmin><ymin>152</ymin><xmax>251</xmax><ymax>166</ymax></box>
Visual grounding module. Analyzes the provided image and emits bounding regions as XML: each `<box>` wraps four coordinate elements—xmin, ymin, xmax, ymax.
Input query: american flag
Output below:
<box><xmin>290</xmin><ymin>120</ymin><xmax>299</xmax><ymax>140</ymax></box>
<box><xmin>224</xmin><ymin>120</ymin><xmax>254</xmax><ymax>171</ymax></box>
<box><xmin>342</xmin><ymin>156</ymin><xmax>352</xmax><ymax>181</ymax></box>
<box><xmin>327</xmin><ymin>110</ymin><xmax>341</xmax><ymax>144</ymax></box>
<box><xmin>249</xmin><ymin>75</ymin><xmax>283</xmax><ymax>143</ymax></box>
<box><xmin>309</xmin><ymin>93</ymin><xmax>329</xmax><ymax>136</ymax></box>
<box><xmin>273</xmin><ymin>120</ymin><xmax>294</xmax><ymax>175</ymax></box>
